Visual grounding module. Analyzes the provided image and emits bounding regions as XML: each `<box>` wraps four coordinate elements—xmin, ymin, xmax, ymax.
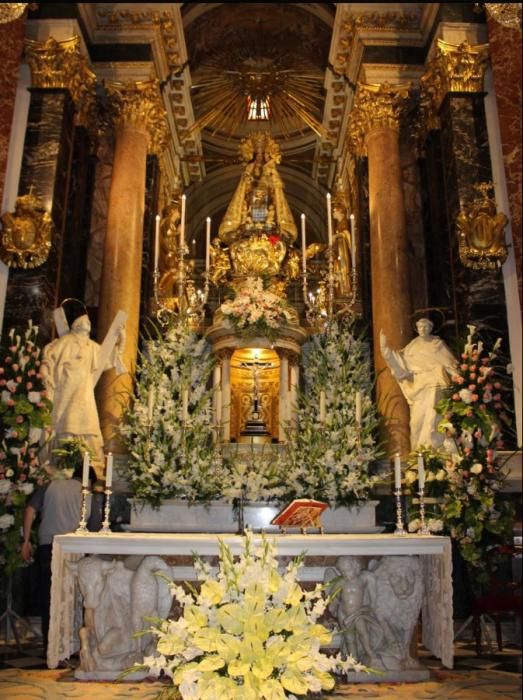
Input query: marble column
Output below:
<box><xmin>278</xmin><ymin>352</ymin><xmax>289</xmax><ymax>442</ymax></box>
<box><xmin>420</xmin><ymin>40</ymin><xmax>507</xmax><ymax>338</ymax></box>
<box><xmin>350</xmin><ymin>83</ymin><xmax>412</xmax><ymax>455</ymax></box>
<box><xmin>220</xmin><ymin>351</ymin><xmax>232</xmax><ymax>442</ymax></box>
<box><xmin>96</xmin><ymin>80</ymin><xmax>167</xmax><ymax>452</ymax></box>
<box><xmin>3</xmin><ymin>36</ymin><xmax>96</xmax><ymax>338</ymax></box>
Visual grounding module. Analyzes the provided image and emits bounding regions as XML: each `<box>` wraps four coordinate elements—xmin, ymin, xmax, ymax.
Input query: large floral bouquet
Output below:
<box><xmin>220</xmin><ymin>277</ymin><xmax>294</xmax><ymax>339</ymax></box>
<box><xmin>120</xmin><ymin>322</ymin><xmax>227</xmax><ymax>506</ymax></box>
<box><xmin>138</xmin><ymin>532</ymin><xmax>364</xmax><ymax>699</ymax></box>
<box><xmin>404</xmin><ymin>326</ymin><xmax>514</xmax><ymax>587</ymax></box>
<box><xmin>281</xmin><ymin>320</ymin><xmax>382</xmax><ymax>506</ymax></box>
<box><xmin>0</xmin><ymin>322</ymin><xmax>52</xmax><ymax>576</ymax></box>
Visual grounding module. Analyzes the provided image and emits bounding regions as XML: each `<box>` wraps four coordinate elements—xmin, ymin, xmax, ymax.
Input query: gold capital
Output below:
<box><xmin>105</xmin><ymin>79</ymin><xmax>168</xmax><ymax>156</ymax></box>
<box><xmin>420</xmin><ymin>39</ymin><xmax>489</xmax><ymax>131</ymax></box>
<box><xmin>24</xmin><ymin>36</ymin><xmax>97</xmax><ymax>134</ymax></box>
<box><xmin>348</xmin><ymin>82</ymin><xmax>411</xmax><ymax>156</ymax></box>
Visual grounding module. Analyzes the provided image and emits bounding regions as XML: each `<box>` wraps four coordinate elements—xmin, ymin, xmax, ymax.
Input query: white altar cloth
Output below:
<box><xmin>48</xmin><ymin>532</ymin><xmax>453</xmax><ymax>670</ymax></box>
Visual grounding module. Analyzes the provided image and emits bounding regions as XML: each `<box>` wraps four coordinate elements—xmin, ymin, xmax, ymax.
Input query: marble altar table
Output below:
<box><xmin>48</xmin><ymin>532</ymin><xmax>453</xmax><ymax>671</ymax></box>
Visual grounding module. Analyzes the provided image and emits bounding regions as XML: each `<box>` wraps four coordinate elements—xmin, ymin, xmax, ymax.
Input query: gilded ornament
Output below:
<box><xmin>456</xmin><ymin>184</ymin><xmax>508</xmax><ymax>270</ymax></box>
<box><xmin>349</xmin><ymin>82</ymin><xmax>411</xmax><ymax>156</ymax></box>
<box><xmin>331</xmin><ymin>178</ymin><xmax>353</xmax><ymax>298</ymax></box>
<box><xmin>0</xmin><ymin>190</ymin><xmax>53</xmax><ymax>268</ymax></box>
<box><xmin>484</xmin><ymin>3</ymin><xmax>522</xmax><ymax>31</ymax></box>
<box><xmin>420</xmin><ymin>39</ymin><xmax>489</xmax><ymax>123</ymax></box>
<box><xmin>24</xmin><ymin>36</ymin><xmax>97</xmax><ymax>135</ymax></box>
<box><xmin>211</xmin><ymin>132</ymin><xmax>299</xmax><ymax>292</ymax></box>
<box><xmin>106</xmin><ymin>79</ymin><xmax>168</xmax><ymax>155</ymax></box>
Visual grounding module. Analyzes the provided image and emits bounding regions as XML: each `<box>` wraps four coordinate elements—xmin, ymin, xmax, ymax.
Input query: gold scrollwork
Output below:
<box><xmin>456</xmin><ymin>184</ymin><xmax>508</xmax><ymax>270</ymax></box>
<box><xmin>420</xmin><ymin>39</ymin><xmax>489</xmax><ymax>128</ymax></box>
<box><xmin>348</xmin><ymin>82</ymin><xmax>411</xmax><ymax>156</ymax></box>
<box><xmin>0</xmin><ymin>190</ymin><xmax>53</xmax><ymax>269</ymax></box>
<box><xmin>106</xmin><ymin>79</ymin><xmax>168</xmax><ymax>155</ymax></box>
<box><xmin>24</xmin><ymin>36</ymin><xmax>98</xmax><ymax>136</ymax></box>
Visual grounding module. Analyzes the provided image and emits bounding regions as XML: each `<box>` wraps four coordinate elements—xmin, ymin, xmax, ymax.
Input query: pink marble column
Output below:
<box><xmin>351</xmin><ymin>83</ymin><xmax>413</xmax><ymax>455</ymax></box>
<box><xmin>96</xmin><ymin>81</ymin><xmax>167</xmax><ymax>452</ymax></box>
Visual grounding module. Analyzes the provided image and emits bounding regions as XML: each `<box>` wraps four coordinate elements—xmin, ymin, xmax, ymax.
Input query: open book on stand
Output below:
<box><xmin>271</xmin><ymin>499</ymin><xmax>329</xmax><ymax>532</ymax></box>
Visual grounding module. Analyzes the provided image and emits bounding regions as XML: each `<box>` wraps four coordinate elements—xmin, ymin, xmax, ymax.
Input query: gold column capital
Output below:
<box><xmin>24</xmin><ymin>35</ymin><xmax>97</xmax><ymax>134</ymax></box>
<box><xmin>420</xmin><ymin>39</ymin><xmax>489</xmax><ymax>132</ymax></box>
<box><xmin>348</xmin><ymin>82</ymin><xmax>411</xmax><ymax>156</ymax></box>
<box><xmin>105</xmin><ymin>79</ymin><xmax>168</xmax><ymax>156</ymax></box>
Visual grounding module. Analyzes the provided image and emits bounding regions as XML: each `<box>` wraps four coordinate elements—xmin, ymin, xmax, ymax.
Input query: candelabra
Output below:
<box><xmin>75</xmin><ymin>487</ymin><xmax>90</xmax><ymax>534</ymax></box>
<box><xmin>393</xmin><ymin>488</ymin><xmax>407</xmax><ymax>536</ymax></box>
<box><xmin>99</xmin><ymin>487</ymin><xmax>113</xmax><ymax>535</ymax></box>
<box><xmin>417</xmin><ymin>488</ymin><xmax>431</xmax><ymax>535</ymax></box>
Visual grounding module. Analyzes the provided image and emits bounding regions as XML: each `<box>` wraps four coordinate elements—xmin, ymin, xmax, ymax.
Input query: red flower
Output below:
<box><xmin>268</xmin><ymin>234</ymin><xmax>280</xmax><ymax>246</ymax></box>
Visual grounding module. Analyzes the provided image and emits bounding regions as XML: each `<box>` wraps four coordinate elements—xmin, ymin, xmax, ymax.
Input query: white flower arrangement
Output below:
<box><xmin>281</xmin><ymin>320</ymin><xmax>382</xmax><ymax>506</ymax></box>
<box><xmin>137</xmin><ymin>532</ymin><xmax>364</xmax><ymax>698</ymax></box>
<box><xmin>120</xmin><ymin>323</ymin><xmax>227</xmax><ymax>506</ymax></box>
<box><xmin>220</xmin><ymin>277</ymin><xmax>294</xmax><ymax>338</ymax></box>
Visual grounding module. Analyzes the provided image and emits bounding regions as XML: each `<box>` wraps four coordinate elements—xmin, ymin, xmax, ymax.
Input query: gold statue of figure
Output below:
<box><xmin>157</xmin><ymin>196</ymin><xmax>193</xmax><ymax>307</ymax></box>
<box><xmin>211</xmin><ymin>132</ymin><xmax>299</xmax><ymax>290</ymax></box>
<box><xmin>331</xmin><ymin>179</ymin><xmax>353</xmax><ymax>297</ymax></box>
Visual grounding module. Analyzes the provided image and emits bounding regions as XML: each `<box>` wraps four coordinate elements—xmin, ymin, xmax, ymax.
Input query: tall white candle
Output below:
<box><xmin>394</xmin><ymin>453</ymin><xmax>402</xmax><ymax>490</ymax></box>
<box><xmin>417</xmin><ymin>453</ymin><xmax>425</xmax><ymax>490</ymax></box>
<box><xmin>319</xmin><ymin>390</ymin><xmax>326</xmax><ymax>422</ymax></box>
<box><xmin>180</xmin><ymin>194</ymin><xmax>186</xmax><ymax>252</ymax></box>
<box><xmin>300</xmin><ymin>213</ymin><xmax>307</xmax><ymax>275</ymax></box>
<box><xmin>181</xmin><ymin>388</ymin><xmax>189</xmax><ymax>422</ymax></box>
<box><xmin>154</xmin><ymin>214</ymin><xmax>160</xmax><ymax>272</ymax></box>
<box><xmin>105</xmin><ymin>452</ymin><xmax>113</xmax><ymax>489</ymax></box>
<box><xmin>147</xmin><ymin>387</ymin><xmax>155</xmax><ymax>422</ymax></box>
<box><xmin>82</xmin><ymin>451</ymin><xmax>90</xmax><ymax>488</ymax></box>
<box><xmin>355</xmin><ymin>390</ymin><xmax>362</xmax><ymax>426</ymax></box>
<box><xmin>205</xmin><ymin>217</ymin><xmax>211</xmax><ymax>273</ymax></box>
<box><xmin>349</xmin><ymin>213</ymin><xmax>356</xmax><ymax>263</ymax></box>
<box><xmin>326</xmin><ymin>193</ymin><xmax>333</xmax><ymax>250</ymax></box>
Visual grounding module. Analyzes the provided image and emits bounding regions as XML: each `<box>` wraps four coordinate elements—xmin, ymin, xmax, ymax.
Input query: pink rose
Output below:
<box><xmin>457</xmin><ymin>376</ymin><xmax>465</xmax><ymax>384</ymax></box>
<box><xmin>0</xmin><ymin>367</ymin><xmax>3</xmax><ymax>374</ymax></box>
<box><xmin>26</xmin><ymin>382</ymin><xmax>33</xmax><ymax>390</ymax></box>
<box><xmin>15</xmin><ymin>416</ymin><xmax>23</xmax><ymax>424</ymax></box>
<box><xmin>16</xmin><ymin>376</ymin><xmax>22</xmax><ymax>383</ymax></box>
<box><xmin>462</xmin><ymin>470</ymin><xmax>469</xmax><ymax>477</ymax></box>
<box><xmin>5</xmin><ymin>357</ymin><xmax>12</xmax><ymax>363</ymax></box>
<box><xmin>486</xmin><ymin>383</ymin><xmax>493</xmax><ymax>391</ymax></box>
<box><xmin>19</xmin><ymin>473</ymin><xmax>26</xmax><ymax>481</ymax></box>
<box><xmin>470</xmin><ymin>373</ymin><xmax>476</xmax><ymax>380</ymax></box>
<box><xmin>0</xmin><ymin>380</ymin><xmax>5</xmax><ymax>386</ymax></box>
<box><xmin>471</xmin><ymin>394</ymin><xmax>479</xmax><ymax>402</ymax></box>
<box><xmin>9</xmin><ymin>346</ymin><xmax>17</xmax><ymax>353</ymax></box>
<box><xmin>480</xmin><ymin>404</ymin><xmax>486</xmax><ymax>411</ymax></box>
<box><xmin>468</xmin><ymin>384</ymin><xmax>476</xmax><ymax>391</ymax></box>
<box><xmin>464</xmin><ymin>447</ymin><xmax>471</xmax><ymax>456</ymax></box>
<box><xmin>461</xmin><ymin>353</ymin><xmax>468</xmax><ymax>359</ymax></box>
<box><xmin>470</xmin><ymin>365</ymin><xmax>477</xmax><ymax>371</ymax></box>
<box><xmin>452</xmin><ymin>393</ymin><xmax>460</xmax><ymax>400</ymax></box>
<box><xmin>494</xmin><ymin>382</ymin><xmax>501</xmax><ymax>389</ymax></box>
<box><xmin>460</xmin><ymin>364</ymin><xmax>468</xmax><ymax>371</ymax></box>
<box><xmin>474</xmin><ymin>430</ymin><xmax>482</xmax><ymax>438</ymax></box>
<box><xmin>466</xmin><ymin>409</ymin><xmax>473</xmax><ymax>416</ymax></box>
<box><xmin>477</xmin><ymin>377</ymin><xmax>484</xmax><ymax>384</ymax></box>
<box><xmin>11</xmin><ymin>430</ymin><xmax>18</xmax><ymax>438</ymax></box>
<box><xmin>7</xmin><ymin>400</ymin><xmax>15</xmax><ymax>407</ymax></box>
<box><xmin>493</xmin><ymin>393</ymin><xmax>501</xmax><ymax>401</ymax></box>
<box><xmin>12</xmin><ymin>364</ymin><xmax>19</xmax><ymax>371</ymax></box>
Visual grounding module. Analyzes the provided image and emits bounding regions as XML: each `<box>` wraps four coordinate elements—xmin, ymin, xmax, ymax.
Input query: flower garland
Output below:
<box><xmin>220</xmin><ymin>277</ymin><xmax>294</xmax><ymax>339</ymax></box>
<box><xmin>404</xmin><ymin>327</ymin><xmax>514</xmax><ymax>587</ymax></box>
<box><xmin>120</xmin><ymin>322</ymin><xmax>227</xmax><ymax>507</ymax></box>
<box><xmin>0</xmin><ymin>322</ymin><xmax>52</xmax><ymax>576</ymax></box>
<box><xmin>280</xmin><ymin>320</ymin><xmax>381</xmax><ymax>506</ymax></box>
<box><xmin>137</xmin><ymin>532</ymin><xmax>364</xmax><ymax>698</ymax></box>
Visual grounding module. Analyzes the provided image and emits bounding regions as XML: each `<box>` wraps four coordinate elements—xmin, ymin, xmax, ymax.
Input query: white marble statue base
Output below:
<box><xmin>128</xmin><ymin>499</ymin><xmax>382</xmax><ymax>534</ymax></box>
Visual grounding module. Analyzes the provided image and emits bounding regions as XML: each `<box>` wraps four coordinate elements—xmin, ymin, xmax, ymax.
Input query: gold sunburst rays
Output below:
<box><xmin>188</xmin><ymin>52</ymin><xmax>326</xmax><ymax>139</ymax></box>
